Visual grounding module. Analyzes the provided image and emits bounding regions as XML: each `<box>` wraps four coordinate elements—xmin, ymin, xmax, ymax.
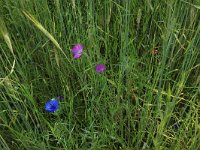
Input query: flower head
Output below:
<box><xmin>56</xmin><ymin>95</ymin><xmax>64</xmax><ymax>100</ymax></box>
<box><xmin>71</xmin><ymin>44</ymin><xmax>83</xmax><ymax>59</ymax></box>
<box><xmin>95</xmin><ymin>64</ymin><xmax>106</xmax><ymax>73</ymax></box>
<box><xmin>45</xmin><ymin>99</ymin><xmax>60</xmax><ymax>112</ymax></box>
<box><xmin>174</xmin><ymin>123</ymin><xmax>179</xmax><ymax>130</ymax></box>
<box><xmin>152</xmin><ymin>49</ymin><xmax>158</xmax><ymax>54</ymax></box>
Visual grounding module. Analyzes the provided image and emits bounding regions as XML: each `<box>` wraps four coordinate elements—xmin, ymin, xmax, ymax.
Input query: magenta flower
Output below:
<box><xmin>71</xmin><ymin>44</ymin><xmax>83</xmax><ymax>59</ymax></box>
<box><xmin>95</xmin><ymin>64</ymin><xmax>106</xmax><ymax>73</ymax></box>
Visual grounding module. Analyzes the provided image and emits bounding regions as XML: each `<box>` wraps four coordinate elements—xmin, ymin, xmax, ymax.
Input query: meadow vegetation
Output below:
<box><xmin>0</xmin><ymin>0</ymin><xmax>199</xmax><ymax>149</ymax></box>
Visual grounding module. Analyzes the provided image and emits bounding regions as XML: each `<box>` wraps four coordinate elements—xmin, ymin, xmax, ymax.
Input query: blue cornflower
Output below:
<box><xmin>45</xmin><ymin>99</ymin><xmax>60</xmax><ymax>112</ymax></box>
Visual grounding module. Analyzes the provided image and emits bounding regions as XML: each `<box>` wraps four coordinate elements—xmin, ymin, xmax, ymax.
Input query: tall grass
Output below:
<box><xmin>0</xmin><ymin>0</ymin><xmax>199</xmax><ymax>149</ymax></box>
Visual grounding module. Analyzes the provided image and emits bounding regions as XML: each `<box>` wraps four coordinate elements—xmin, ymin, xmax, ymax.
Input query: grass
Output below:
<box><xmin>0</xmin><ymin>0</ymin><xmax>200</xmax><ymax>149</ymax></box>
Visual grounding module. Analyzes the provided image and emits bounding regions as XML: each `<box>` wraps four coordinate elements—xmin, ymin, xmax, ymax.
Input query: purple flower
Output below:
<box><xmin>71</xmin><ymin>44</ymin><xmax>83</xmax><ymax>59</ymax></box>
<box><xmin>95</xmin><ymin>64</ymin><xmax>106</xmax><ymax>73</ymax></box>
<box><xmin>174</xmin><ymin>123</ymin><xmax>179</xmax><ymax>130</ymax></box>
<box><xmin>45</xmin><ymin>99</ymin><xmax>60</xmax><ymax>113</ymax></box>
<box><xmin>56</xmin><ymin>95</ymin><xmax>64</xmax><ymax>100</ymax></box>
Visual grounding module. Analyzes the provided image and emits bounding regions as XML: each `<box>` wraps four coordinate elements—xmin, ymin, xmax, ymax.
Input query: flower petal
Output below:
<box><xmin>71</xmin><ymin>44</ymin><xmax>83</xmax><ymax>59</ymax></box>
<box><xmin>45</xmin><ymin>99</ymin><xmax>59</xmax><ymax>112</ymax></box>
<box><xmin>56</xmin><ymin>96</ymin><xmax>64</xmax><ymax>100</ymax></box>
<box><xmin>95</xmin><ymin>64</ymin><xmax>106</xmax><ymax>73</ymax></box>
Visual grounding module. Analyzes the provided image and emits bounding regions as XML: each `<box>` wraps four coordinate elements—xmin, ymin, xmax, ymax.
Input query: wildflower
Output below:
<box><xmin>95</xmin><ymin>64</ymin><xmax>106</xmax><ymax>73</ymax></box>
<box><xmin>152</xmin><ymin>49</ymin><xmax>158</xmax><ymax>54</ymax></box>
<box><xmin>71</xmin><ymin>44</ymin><xmax>83</xmax><ymax>59</ymax></box>
<box><xmin>174</xmin><ymin>123</ymin><xmax>179</xmax><ymax>130</ymax></box>
<box><xmin>45</xmin><ymin>99</ymin><xmax>60</xmax><ymax>112</ymax></box>
<box><xmin>56</xmin><ymin>95</ymin><xmax>64</xmax><ymax>100</ymax></box>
